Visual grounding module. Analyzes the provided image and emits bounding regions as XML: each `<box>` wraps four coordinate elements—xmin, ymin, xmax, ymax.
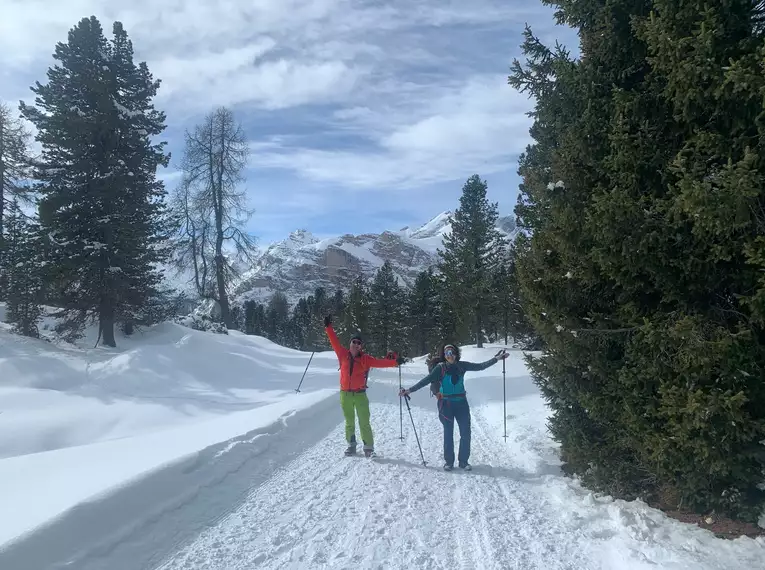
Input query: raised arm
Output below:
<box><xmin>460</xmin><ymin>358</ymin><xmax>499</xmax><ymax>372</ymax></box>
<box><xmin>460</xmin><ymin>350</ymin><xmax>508</xmax><ymax>371</ymax></box>
<box><xmin>364</xmin><ymin>354</ymin><xmax>400</xmax><ymax>369</ymax></box>
<box><xmin>324</xmin><ymin>322</ymin><xmax>345</xmax><ymax>359</ymax></box>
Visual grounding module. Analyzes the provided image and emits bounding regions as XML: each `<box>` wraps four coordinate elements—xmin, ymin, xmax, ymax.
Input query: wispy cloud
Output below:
<box><xmin>250</xmin><ymin>75</ymin><xmax>535</xmax><ymax>188</ymax></box>
<box><xmin>0</xmin><ymin>0</ymin><xmax>578</xmax><ymax>241</ymax></box>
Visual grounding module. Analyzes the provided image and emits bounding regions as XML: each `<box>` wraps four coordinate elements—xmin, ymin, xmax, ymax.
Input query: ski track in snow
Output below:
<box><xmin>157</xmin><ymin>402</ymin><xmax>582</xmax><ymax>570</ymax></box>
<box><xmin>154</xmin><ymin>400</ymin><xmax>762</xmax><ymax>570</ymax></box>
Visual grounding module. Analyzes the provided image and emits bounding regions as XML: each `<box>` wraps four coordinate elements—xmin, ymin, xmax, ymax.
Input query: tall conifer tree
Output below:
<box><xmin>406</xmin><ymin>268</ymin><xmax>441</xmax><ymax>356</ymax></box>
<box><xmin>3</xmin><ymin>199</ymin><xmax>43</xmax><ymax>337</ymax></box>
<box><xmin>20</xmin><ymin>17</ymin><xmax>171</xmax><ymax>346</ymax></box>
<box><xmin>367</xmin><ymin>260</ymin><xmax>406</xmax><ymax>354</ymax></box>
<box><xmin>438</xmin><ymin>175</ymin><xmax>506</xmax><ymax>347</ymax></box>
<box><xmin>511</xmin><ymin>0</ymin><xmax>765</xmax><ymax>520</ymax></box>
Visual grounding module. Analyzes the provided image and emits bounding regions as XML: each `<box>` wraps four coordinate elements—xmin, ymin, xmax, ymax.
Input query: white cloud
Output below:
<box><xmin>0</xmin><ymin>0</ymin><xmax>578</xmax><ymax>237</ymax></box>
<box><xmin>151</xmin><ymin>41</ymin><xmax>359</xmax><ymax>111</ymax></box>
<box><xmin>250</xmin><ymin>76</ymin><xmax>535</xmax><ymax>188</ymax></box>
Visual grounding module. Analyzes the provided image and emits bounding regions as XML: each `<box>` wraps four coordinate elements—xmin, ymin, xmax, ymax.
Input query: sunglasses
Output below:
<box><xmin>444</xmin><ymin>349</ymin><xmax>455</xmax><ymax>356</ymax></box>
<box><xmin>351</xmin><ymin>340</ymin><xmax>362</xmax><ymax>345</ymax></box>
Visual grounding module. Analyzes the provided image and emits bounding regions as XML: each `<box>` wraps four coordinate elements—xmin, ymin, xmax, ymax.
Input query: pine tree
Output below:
<box><xmin>243</xmin><ymin>300</ymin><xmax>267</xmax><ymax>337</ymax></box>
<box><xmin>437</xmin><ymin>175</ymin><xmax>506</xmax><ymax>347</ymax></box>
<box><xmin>433</xmin><ymin>271</ymin><xmax>462</xmax><ymax>344</ymax></box>
<box><xmin>510</xmin><ymin>4</ymin><xmax>663</xmax><ymax>505</ymax></box>
<box><xmin>265</xmin><ymin>291</ymin><xmax>289</xmax><ymax>345</ymax></box>
<box><xmin>367</xmin><ymin>260</ymin><xmax>406</xmax><ymax>354</ymax></box>
<box><xmin>328</xmin><ymin>288</ymin><xmax>346</xmax><ymax>336</ymax></box>
<box><xmin>511</xmin><ymin>0</ymin><xmax>765</xmax><ymax>522</ymax></box>
<box><xmin>0</xmin><ymin>103</ymin><xmax>34</xmax><ymax>301</ymax></box>
<box><xmin>307</xmin><ymin>286</ymin><xmax>332</xmax><ymax>349</ymax></box>
<box><xmin>342</xmin><ymin>276</ymin><xmax>369</xmax><ymax>341</ymax></box>
<box><xmin>291</xmin><ymin>297</ymin><xmax>311</xmax><ymax>349</ymax></box>
<box><xmin>0</xmin><ymin>102</ymin><xmax>33</xmax><ymax>254</ymax></box>
<box><xmin>229</xmin><ymin>303</ymin><xmax>244</xmax><ymax>333</ymax></box>
<box><xmin>406</xmin><ymin>268</ymin><xmax>441</xmax><ymax>356</ymax></box>
<box><xmin>3</xmin><ymin>199</ymin><xmax>43</xmax><ymax>337</ymax></box>
<box><xmin>20</xmin><ymin>17</ymin><xmax>172</xmax><ymax>347</ymax></box>
<box><xmin>488</xmin><ymin>244</ymin><xmax>537</xmax><ymax>348</ymax></box>
<box><xmin>243</xmin><ymin>300</ymin><xmax>257</xmax><ymax>334</ymax></box>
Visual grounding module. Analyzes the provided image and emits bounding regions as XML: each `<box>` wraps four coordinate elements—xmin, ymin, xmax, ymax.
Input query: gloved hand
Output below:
<box><xmin>494</xmin><ymin>349</ymin><xmax>509</xmax><ymax>360</ymax></box>
<box><xmin>399</xmin><ymin>388</ymin><xmax>410</xmax><ymax>398</ymax></box>
<box><xmin>396</xmin><ymin>355</ymin><xmax>406</xmax><ymax>365</ymax></box>
<box><xmin>324</xmin><ymin>314</ymin><xmax>332</xmax><ymax>327</ymax></box>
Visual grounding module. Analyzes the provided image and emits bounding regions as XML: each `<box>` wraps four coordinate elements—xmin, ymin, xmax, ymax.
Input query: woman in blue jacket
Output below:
<box><xmin>399</xmin><ymin>344</ymin><xmax>508</xmax><ymax>471</ymax></box>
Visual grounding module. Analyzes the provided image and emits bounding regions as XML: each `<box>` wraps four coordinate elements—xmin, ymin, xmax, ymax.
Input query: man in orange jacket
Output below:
<box><xmin>324</xmin><ymin>314</ymin><xmax>404</xmax><ymax>457</ymax></box>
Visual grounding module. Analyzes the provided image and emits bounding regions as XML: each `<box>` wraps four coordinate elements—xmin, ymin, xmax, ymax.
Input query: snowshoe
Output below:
<box><xmin>364</xmin><ymin>448</ymin><xmax>376</xmax><ymax>458</ymax></box>
<box><xmin>458</xmin><ymin>463</ymin><xmax>472</xmax><ymax>471</ymax></box>
<box><xmin>344</xmin><ymin>446</ymin><xmax>357</xmax><ymax>456</ymax></box>
<box><xmin>443</xmin><ymin>464</ymin><xmax>453</xmax><ymax>471</ymax></box>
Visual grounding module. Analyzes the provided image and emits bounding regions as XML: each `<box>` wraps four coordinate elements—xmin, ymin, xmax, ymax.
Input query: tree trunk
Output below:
<box><xmin>215</xmin><ymin>247</ymin><xmax>229</xmax><ymax>326</ymax></box>
<box><xmin>214</xmin><ymin>121</ymin><xmax>230</xmax><ymax>327</ymax></box>
<box><xmin>475</xmin><ymin>305</ymin><xmax>483</xmax><ymax>348</ymax></box>
<box><xmin>100</xmin><ymin>294</ymin><xmax>116</xmax><ymax>347</ymax></box>
<box><xmin>0</xmin><ymin>122</ymin><xmax>5</xmax><ymax>302</ymax></box>
<box><xmin>0</xmin><ymin>116</ymin><xmax>5</xmax><ymax>242</ymax></box>
<box><xmin>503</xmin><ymin>304</ymin><xmax>508</xmax><ymax>345</ymax></box>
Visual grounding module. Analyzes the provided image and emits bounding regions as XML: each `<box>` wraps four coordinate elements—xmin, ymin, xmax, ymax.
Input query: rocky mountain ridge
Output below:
<box><xmin>232</xmin><ymin>211</ymin><xmax>517</xmax><ymax>305</ymax></box>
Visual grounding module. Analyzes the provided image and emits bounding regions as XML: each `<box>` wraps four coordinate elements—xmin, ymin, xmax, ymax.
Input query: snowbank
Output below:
<box><xmin>0</xmin><ymin>320</ymin><xmax>341</xmax><ymax>547</ymax></box>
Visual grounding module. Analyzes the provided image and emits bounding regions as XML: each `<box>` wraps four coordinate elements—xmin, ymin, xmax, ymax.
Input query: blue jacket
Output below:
<box><xmin>407</xmin><ymin>358</ymin><xmax>498</xmax><ymax>398</ymax></box>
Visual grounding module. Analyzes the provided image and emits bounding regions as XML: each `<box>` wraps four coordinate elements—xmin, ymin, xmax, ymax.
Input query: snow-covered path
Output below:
<box><xmin>156</xmin><ymin>402</ymin><xmax>588</xmax><ymax>570</ymax></box>
<box><xmin>1</xmin><ymin>341</ymin><xmax>762</xmax><ymax>570</ymax></box>
<box><xmin>154</xmin><ymin>397</ymin><xmax>762</xmax><ymax>570</ymax></box>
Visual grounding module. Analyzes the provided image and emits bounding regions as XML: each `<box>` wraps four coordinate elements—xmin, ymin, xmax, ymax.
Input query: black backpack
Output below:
<box><xmin>429</xmin><ymin>362</ymin><xmax>447</xmax><ymax>397</ymax></box>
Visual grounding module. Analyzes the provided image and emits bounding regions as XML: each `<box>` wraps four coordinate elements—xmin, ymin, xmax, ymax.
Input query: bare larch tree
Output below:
<box><xmin>173</xmin><ymin>106</ymin><xmax>257</xmax><ymax>327</ymax></box>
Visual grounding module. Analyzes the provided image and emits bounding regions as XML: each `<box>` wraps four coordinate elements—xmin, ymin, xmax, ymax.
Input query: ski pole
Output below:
<box><xmin>502</xmin><ymin>354</ymin><xmax>507</xmax><ymax>440</ymax></box>
<box><xmin>295</xmin><ymin>351</ymin><xmax>315</xmax><ymax>392</ymax></box>
<box><xmin>398</xmin><ymin>365</ymin><xmax>404</xmax><ymax>440</ymax></box>
<box><xmin>403</xmin><ymin>394</ymin><xmax>427</xmax><ymax>466</ymax></box>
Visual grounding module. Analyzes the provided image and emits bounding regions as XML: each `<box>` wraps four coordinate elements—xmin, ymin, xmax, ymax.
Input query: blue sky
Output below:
<box><xmin>1</xmin><ymin>0</ymin><xmax>579</xmax><ymax>244</ymax></box>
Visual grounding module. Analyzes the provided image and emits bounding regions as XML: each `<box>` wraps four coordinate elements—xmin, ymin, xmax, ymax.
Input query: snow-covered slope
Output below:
<box><xmin>0</xmin><ymin>317</ymin><xmax>340</xmax><ymax>549</ymax></box>
<box><xmin>234</xmin><ymin>212</ymin><xmax>517</xmax><ymax>305</ymax></box>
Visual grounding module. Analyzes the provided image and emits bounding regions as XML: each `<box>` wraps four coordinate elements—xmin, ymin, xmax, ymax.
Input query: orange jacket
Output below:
<box><xmin>325</xmin><ymin>325</ymin><xmax>398</xmax><ymax>391</ymax></box>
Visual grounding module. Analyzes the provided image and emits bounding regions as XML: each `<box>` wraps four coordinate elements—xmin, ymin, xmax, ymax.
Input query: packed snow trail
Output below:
<box><xmin>156</xmin><ymin>403</ymin><xmax>585</xmax><ymax>570</ymax></box>
<box><xmin>154</xmin><ymin>395</ymin><xmax>762</xmax><ymax>570</ymax></box>
<box><xmin>1</xmin><ymin>344</ymin><xmax>761</xmax><ymax>570</ymax></box>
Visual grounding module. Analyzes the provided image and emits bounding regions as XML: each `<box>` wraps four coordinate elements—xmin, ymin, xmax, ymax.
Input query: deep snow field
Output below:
<box><xmin>0</xmin><ymin>311</ymin><xmax>762</xmax><ymax>569</ymax></box>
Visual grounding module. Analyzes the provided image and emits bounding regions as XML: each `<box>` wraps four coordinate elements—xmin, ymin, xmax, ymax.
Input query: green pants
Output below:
<box><xmin>340</xmin><ymin>391</ymin><xmax>373</xmax><ymax>448</ymax></box>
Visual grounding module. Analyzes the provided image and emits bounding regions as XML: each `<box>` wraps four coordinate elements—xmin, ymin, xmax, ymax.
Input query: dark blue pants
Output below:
<box><xmin>437</xmin><ymin>397</ymin><xmax>471</xmax><ymax>466</ymax></box>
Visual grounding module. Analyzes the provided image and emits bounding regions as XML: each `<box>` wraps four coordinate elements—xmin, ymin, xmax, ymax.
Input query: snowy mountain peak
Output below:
<box><xmin>234</xmin><ymin>211</ymin><xmax>517</xmax><ymax>305</ymax></box>
<box><xmin>288</xmin><ymin>229</ymin><xmax>318</xmax><ymax>246</ymax></box>
<box><xmin>408</xmin><ymin>211</ymin><xmax>452</xmax><ymax>240</ymax></box>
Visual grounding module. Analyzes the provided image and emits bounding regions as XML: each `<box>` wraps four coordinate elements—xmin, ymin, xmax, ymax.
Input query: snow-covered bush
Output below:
<box><xmin>176</xmin><ymin>313</ymin><xmax>228</xmax><ymax>335</ymax></box>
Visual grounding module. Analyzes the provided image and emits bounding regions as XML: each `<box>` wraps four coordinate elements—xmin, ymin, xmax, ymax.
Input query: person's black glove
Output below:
<box><xmin>396</xmin><ymin>355</ymin><xmax>406</xmax><ymax>366</ymax></box>
<box><xmin>324</xmin><ymin>314</ymin><xmax>332</xmax><ymax>327</ymax></box>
